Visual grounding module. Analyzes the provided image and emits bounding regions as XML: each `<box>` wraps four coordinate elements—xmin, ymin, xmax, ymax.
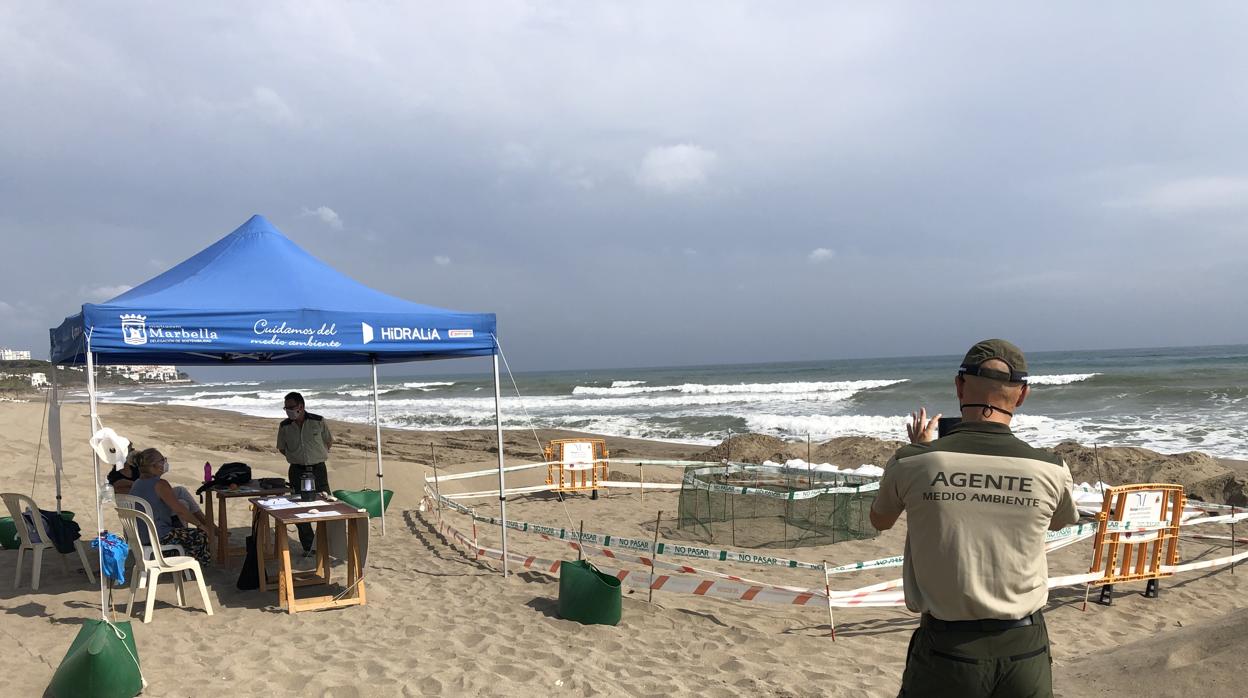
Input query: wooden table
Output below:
<box><xmin>252</xmin><ymin>498</ymin><xmax>368</xmax><ymax>614</ymax></box>
<box><xmin>204</xmin><ymin>484</ymin><xmax>290</xmax><ymax>564</ymax></box>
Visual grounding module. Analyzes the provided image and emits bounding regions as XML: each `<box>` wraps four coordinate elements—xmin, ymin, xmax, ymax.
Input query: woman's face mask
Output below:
<box><xmin>161</xmin><ymin>459</ymin><xmax>170</xmax><ymax>475</ymax></box>
<box><xmin>285</xmin><ymin>407</ymin><xmax>301</xmax><ymax>420</ymax></box>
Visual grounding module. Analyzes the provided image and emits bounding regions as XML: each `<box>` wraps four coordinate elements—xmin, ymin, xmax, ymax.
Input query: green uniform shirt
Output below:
<box><xmin>872</xmin><ymin>422</ymin><xmax>1079</xmax><ymax>621</ymax></box>
<box><xmin>277</xmin><ymin>413</ymin><xmax>332</xmax><ymax>466</ymax></box>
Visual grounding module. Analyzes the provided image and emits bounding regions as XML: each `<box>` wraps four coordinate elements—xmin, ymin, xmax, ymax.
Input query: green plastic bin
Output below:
<box><xmin>1</xmin><ymin>510</ymin><xmax>75</xmax><ymax>549</ymax></box>
<box><xmin>49</xmin><ymin>619</ymin><xmax>144</xmax><ymax>698</ymax></box>
<box><xmin>332</xmin><ymin>489</ymin><xmax>393</xmax><ymax>518</ymax></box>
<box><xmin>558</xmin><ymin>560</ymin><xmax>622</xmax><ymax>626</ymax></box>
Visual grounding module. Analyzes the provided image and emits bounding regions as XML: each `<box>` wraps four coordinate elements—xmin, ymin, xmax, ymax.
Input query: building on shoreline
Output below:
<box><xmin>101</xmin><ymin>364</ymin><xmax>184</xmax><ymax>382</ymax></box>
<box><xmin>0</xmin><ymin>348</ymin><xmax>32</xmax><ymax>360</ymax></box>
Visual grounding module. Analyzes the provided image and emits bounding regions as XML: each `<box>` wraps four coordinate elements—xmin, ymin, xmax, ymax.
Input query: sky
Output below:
<box><xmin>2</xmin><ymin>2</ymin><xmax>1246</xmax><ymax>378</ymax></box>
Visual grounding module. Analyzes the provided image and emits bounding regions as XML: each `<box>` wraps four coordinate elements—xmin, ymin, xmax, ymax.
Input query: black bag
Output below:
<box><xmin>29</xmin><ymin>510</ymin><xmax>81</xmax><ymax>554</ymax></box>
<box><xmin>196</xmin><ymin>462</ymin><xmax>252</xmax><ymax>495</ymax></box>
<box><xmin>236</xmin><ymin>511</ymin><xmax>261</xmax><ymax>590</ymax></box>
<box><xmin>236</xmin><ymin>535</ymin><xmax>260</xmax><ymax>590</ymax></box>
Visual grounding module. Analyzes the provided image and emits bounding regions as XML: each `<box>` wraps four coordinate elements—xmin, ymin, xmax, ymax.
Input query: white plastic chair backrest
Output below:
<box><xmin>115</xmin><ymin>493</ymin><xmax>155</xmax><ymax>519</ymax></box>
<box><xmin>115</xmin><ymin>507</ymin><xmax>171</xmax><ymax>569</ymax></box>
<box><xmin>1</xmin><ymin>492</ymin><xmax>52</xmax><ymax>547</ymax></box>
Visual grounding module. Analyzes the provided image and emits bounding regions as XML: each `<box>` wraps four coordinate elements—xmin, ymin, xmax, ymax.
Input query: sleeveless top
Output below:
<box><xmin>129</xmin><ymin>477</ymin><xmax>176</xmax><ymax>541</ymax></box>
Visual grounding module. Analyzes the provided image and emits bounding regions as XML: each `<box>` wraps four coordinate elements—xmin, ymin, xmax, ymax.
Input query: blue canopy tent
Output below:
<box><xmin>47</xmin><ymin>215</ymin><xmax>516</xmax><ymax>595</ymax></box>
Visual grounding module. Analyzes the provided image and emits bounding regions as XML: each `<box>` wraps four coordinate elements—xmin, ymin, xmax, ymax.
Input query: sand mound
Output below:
<box><xmin>1056</xmin><ymin>607</ymin><xmax>1248</xmax><ymax>697</ymax></box>
<box><xmin>693</xmin><ymin>433</ymin><xmax>904</xmax><ymax>468</ymax></box>
<box><xmin>1052</xmin><ymin>442</ymin><xmax>1246</xmax><ymax>504</ymax></box>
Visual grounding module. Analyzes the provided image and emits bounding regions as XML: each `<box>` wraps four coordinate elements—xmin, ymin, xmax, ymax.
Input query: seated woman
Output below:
<box><xmin>129</xmin><ymin>448</ymin><xmax>215</xmax><ymax>566</ymax></box>
<box><xmin>107</xmin><ymin>446</ymin><xmax>142</xmax><ymax>496</ymax></box>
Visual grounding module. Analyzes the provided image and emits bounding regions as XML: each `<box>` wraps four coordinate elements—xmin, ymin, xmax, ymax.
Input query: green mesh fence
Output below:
<box><xmin>674</xmin><ymin>463</ymin><xmax>879</xmax><ymax>548</ymax></box>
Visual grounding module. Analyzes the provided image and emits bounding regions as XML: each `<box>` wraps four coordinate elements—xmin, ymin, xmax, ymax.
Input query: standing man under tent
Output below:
<box><xmin>869</xmin><ymin>339</ymin><xmax>1079</xmax><ymax>697</ymax></box>
<box><xmin>277</xmin><ymin>391</ymin><xmax>334</xmax><ymax>555</ymax></box>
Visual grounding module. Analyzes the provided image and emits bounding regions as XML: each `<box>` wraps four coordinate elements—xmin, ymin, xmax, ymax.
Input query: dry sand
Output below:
<box><xmin>1</xmin><ymin>400</ymin><xmax>1245</xmax><ymax>697</ymax></box>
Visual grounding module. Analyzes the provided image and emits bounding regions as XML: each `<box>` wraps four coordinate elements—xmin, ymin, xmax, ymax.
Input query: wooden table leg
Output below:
<box><xmin>277</xmin><ymin>522</ymin><xmax>295</xmax><ymax>613</ymax></box>
<box><xmin>315</xmin><ymin>521</ymin><xmax>329</xmax><ymax>582</ymax></box>
<box><xmin>348</xmin><ymin>518</ymin><xmax>366</xmax><ymax>605</ymax></box>
<box><xmin>216</xmin><ymin>492</ymin><xmax>229</xmax><ymax>564</ymax></box>
<box><xmin>205</xmin><ymin>490</ymin><xmax>216</xmax><ymax>560</ymax></box>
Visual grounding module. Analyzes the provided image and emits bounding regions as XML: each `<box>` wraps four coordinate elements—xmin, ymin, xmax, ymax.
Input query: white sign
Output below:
<box><xmin>561</xmin><ymin>441</ymin><xmax>596</xmax><ymax>471</ymax></box>
<box><xmin>1122</xmin><ymin>490</ymin><xmax>1166</xmax><ymax>544</ymax></box>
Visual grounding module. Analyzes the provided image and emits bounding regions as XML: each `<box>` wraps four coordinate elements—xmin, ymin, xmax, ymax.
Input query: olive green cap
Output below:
<box><xmin>959</xmin><ymin>338</ymin><xmax>1028</xmax><ymax>383</ymax></box>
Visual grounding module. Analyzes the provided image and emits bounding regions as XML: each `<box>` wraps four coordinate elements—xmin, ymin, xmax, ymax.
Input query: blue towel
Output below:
<box><xmin>91</xmin><ymin>533</ymin><xmax>129</xmax><ymax>585</ymax></box>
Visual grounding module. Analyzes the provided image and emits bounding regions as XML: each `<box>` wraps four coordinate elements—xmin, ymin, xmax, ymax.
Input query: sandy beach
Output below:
<box><xmin>2</xmin><ymin>400</ymin><xmax>1246</xmax><ymax>697</ymax></box>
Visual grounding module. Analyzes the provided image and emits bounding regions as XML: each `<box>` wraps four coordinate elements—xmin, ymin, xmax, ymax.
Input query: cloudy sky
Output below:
<box><xmin>2</xmin><ymin>2</ymin><xmax>1246</xmax><ymax>374</ymax></box>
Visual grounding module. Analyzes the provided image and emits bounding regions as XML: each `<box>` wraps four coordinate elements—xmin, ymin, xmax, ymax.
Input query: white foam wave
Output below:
<box><xmin>746</xmin><ymin>414</ymin><xmax>909</xmax><ymax>441</ymax></box>
<box><xmin>1027</xmin><ymin>373</ymin><xmax>1100</xmax><ymax>386</ymax></box>
<box><xmin>401</xmin><ymin>381</ymin><xmax>456</xmax><ymax>389</ymax></box>
<box><xmin>764</xmin><ymin>459</ymin><xmax>886</xmax><ymax>476</ymax></box>
<box><xmin>572</xmin><ymin>379</ymin><xmax>906</xmax><ymax>396</ymax></box>
<box><xmin>610</xmin><ymin>380</ymin><xmax>647</xmax><ymax>388</ymax></box>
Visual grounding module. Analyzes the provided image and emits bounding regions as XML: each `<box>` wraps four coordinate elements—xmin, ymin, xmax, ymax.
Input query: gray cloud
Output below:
<box><xmin>1</xmin><ymin>2</ymin><xmax>1246</xmax><ymax>370</ymax></box>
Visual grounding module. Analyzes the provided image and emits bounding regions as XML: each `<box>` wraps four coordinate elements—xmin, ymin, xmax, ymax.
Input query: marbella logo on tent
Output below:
<box><xmin>120</xmin><ymin>314</ymin><xmax>219</xmax><ymax>345</ymax></box>
<box><xmin>361</xmin><ymin>322</ymin><xmax>444</xmax><ymax>344</ymax></box>
<box><xmin>120</xmin><ymin>314</ymin><xmax>147</xmax><ymax>345</ymax></box>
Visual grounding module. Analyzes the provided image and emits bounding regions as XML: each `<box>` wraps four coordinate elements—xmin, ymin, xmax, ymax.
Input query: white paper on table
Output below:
<box><xmin>294</xmin><ymin>510</ymin><xmax>338</xmax><ymax>519</ymax></box>
<box><xmin>258</xmin><ymin>497</ymin><xmax>333</xmax><ymax>510</ymax></box>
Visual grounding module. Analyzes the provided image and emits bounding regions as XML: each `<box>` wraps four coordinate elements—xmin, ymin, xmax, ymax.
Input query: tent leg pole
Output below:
<box><xmin>371</xmin><ymin>358</ymin><xmax>385</xmax><ymax>536</ymax></box>
<box><xmin>51</xmin><ymin>364</ymin><xmax>62</xmax><ymax>514</ymax></box>
<box><xmin>493</xmin><ymin>352</ymin><xmax>508</xmax><ymax>578</ymax></box>
<box><xmin>86</xmin><ymin>334</ymin><xmax>106</xmax><ymax>621</ymax></box>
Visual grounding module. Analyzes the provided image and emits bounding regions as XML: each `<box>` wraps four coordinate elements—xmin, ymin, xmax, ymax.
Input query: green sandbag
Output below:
<box><xmin>333</xmin><ymin>489</ymin><xmax>393</xmax><ymax>518</ymax></box>
<box><xmin>0</xmin><ymin>517</ymin><xmax>16</xmax><ymax>549</ymax></box>
<box><xmin>49</xmin><ymin>619</ymin><xmax>144</xmax><ymax>698</ymax></box>
<box><xmin>558</xmin><ymin>560</ymin><xmax>622</xmax><ymax>626</ymax></box>
<box><xmin>1</xmin><ymin>511</ymin><xmax>75</xmax><ymax>549</ymax></box>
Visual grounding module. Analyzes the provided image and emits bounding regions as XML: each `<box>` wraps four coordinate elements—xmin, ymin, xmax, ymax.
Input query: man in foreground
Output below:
<box><xmin>277</xmin><ymin>391</ymin><xmax>334</xmax><ymax>555</ymax></box>
<box><xmin>870</xmin><ymin>339</ymin><xmax>1079</xmax><ymax>697</ymax></box>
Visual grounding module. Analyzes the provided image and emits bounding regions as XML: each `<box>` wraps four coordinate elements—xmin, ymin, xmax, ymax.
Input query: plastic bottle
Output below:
<box><xmin>100</xmin><ymin>482</ymin><xmax>115</xmax><ymax>505</ymax></box>
<box><xmin>204</xmin><ymin>461</ymin><xmax>213</xmax><ymax>483</ymax></box>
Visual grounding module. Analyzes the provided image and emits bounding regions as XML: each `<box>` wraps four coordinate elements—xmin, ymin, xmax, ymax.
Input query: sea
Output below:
<box><xmin>92</xmin><ymin>344</ymin><xmax>1248</xmax><ymax>460</ymax></box>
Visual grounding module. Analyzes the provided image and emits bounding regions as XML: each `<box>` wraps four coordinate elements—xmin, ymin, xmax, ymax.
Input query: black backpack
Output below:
<box><xmin>196</xmin><ymin>462</ymin><xmax>252</xmax><ymax>494</ymax></box>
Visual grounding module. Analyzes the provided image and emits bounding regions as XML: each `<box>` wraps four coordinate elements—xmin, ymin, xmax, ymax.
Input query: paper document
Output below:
<box><xmin>294</xmin><ymin>510</ymin><xmax>338</xmax><ymax>519</ymax></box>
<box><xmin>258</xmin><ymin>497</ymin><xmax>333</xmax><ymax>510</ymax></box>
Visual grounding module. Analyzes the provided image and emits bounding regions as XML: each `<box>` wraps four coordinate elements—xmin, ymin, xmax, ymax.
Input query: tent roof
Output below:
<box><xmin>51</xmin><ymin>215</ymin><xmax>496</xmax><ymax>365</ymax></box>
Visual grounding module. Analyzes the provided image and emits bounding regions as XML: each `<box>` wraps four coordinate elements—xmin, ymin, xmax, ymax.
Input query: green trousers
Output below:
<box><xmin>898</xmin><ymin>612</ymin><xmax>1052</xmax><ymax>698</ymax></box>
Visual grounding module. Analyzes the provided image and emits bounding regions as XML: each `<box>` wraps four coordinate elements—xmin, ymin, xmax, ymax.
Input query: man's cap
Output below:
<box><xmin>959</xmin><ymin>339</ymin><xmax>1028</xmax><ymax>383</ymax></box>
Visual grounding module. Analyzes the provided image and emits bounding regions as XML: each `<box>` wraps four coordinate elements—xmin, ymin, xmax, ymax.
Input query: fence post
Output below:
<box><xmin>824</xmin><ymin>561</ymin><xmax>836</xmax><ymax>641</ymax></box>
<box><xmin>648</xmin><ymin>511</ymin><xmax>663</xmax><ymax>603</ymax></box>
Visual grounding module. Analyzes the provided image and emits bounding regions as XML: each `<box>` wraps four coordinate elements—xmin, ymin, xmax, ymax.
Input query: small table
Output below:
<box><xmin>252</xmin><ymin>498</ymin><xmax>368</xmax><ymax>614</ymax></box>
<box><xmin>205</xmin><ymin>483</ymin><xmax>290</xmax><ymax>564</ymax></box>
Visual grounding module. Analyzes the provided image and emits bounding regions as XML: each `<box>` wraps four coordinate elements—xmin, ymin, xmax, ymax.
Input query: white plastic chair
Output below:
<box><xmin>115</xmin><ymin>494</ymin><xmax>187</xmax><ymax>557</ymax></box>
<box><xmin>2</xmin><ymin>492</ymin><xmax>96</xmax><ymax>590</ymax></box>
<box><xmin>115</xmin><ymin>507</ymin><xmax>213</xmax><ymax>623</ymax></box>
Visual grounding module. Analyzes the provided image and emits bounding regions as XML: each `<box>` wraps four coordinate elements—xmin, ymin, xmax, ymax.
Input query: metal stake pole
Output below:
<box><xmin>647</xmin><ymin>511</ymin><xmax>663</xmax><ymax>603</ymax></box>
<box><xmin>371</xmin><ymin>358</ymin><xmax>386</xmax><ymax>535</ymax></box>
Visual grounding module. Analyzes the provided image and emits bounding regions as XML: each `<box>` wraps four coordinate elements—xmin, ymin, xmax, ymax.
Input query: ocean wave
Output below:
<box><xmin>1027</xmin><ymin>373</ymin><xmax>1100</xmax><ymax>386</ymax></box>
<box><xmin>572</xmin><ymin>379</ymin><xmax>906</xmax><ymax>396</ymax></box>
<box><xmin>610</xmin><ymin>380</ymin><xmax>646</xmax><ymax>388</ymax></box>
<box><xmin>401</xmin><ymin>381</ymin><xmax>456</xmax><ymax>389</ymax></box>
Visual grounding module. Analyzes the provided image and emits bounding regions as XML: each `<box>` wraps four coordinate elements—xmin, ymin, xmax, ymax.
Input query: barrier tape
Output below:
<box><xmin>425</xmin><ymin>458</ymin><xmax>712</xmax><ymax>485</ymax></box>
<box><xmin>427</xmin><ymin>487</ymin><xmax>827</xmax><ymax>570</ymax></box>
<box><xmin>427</xmin><ymin>487</ymin><xmax>1233</xmax><ymax>586</ymax></box>
<box><xmin>428</xmin><ymin>512</ymin><xmax>1148</xmax><ymax>608</ymax></box>
<box><xmin>1161</xmin><ymin>549</ymin><xmax>1248</xmax><ymax>574</ymax></box>
<box><xmin>433</xmin><ymin>514</ymin><xmax>905</xmax><ymax>606</ymax></box>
